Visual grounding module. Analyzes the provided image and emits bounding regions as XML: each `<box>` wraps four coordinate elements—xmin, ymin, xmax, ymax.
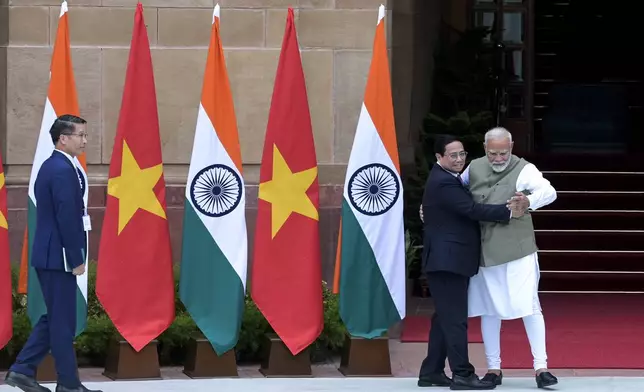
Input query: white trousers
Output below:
<box><xmin>480</xmin><ymin>292</ymin><xmax>548</xmax><ymax>371</ymax></box>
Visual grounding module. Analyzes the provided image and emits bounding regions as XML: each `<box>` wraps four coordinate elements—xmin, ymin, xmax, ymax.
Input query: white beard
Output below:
<box><xmin>490</xmin><ymin>160</ymin><xmax>510</xmax><ymax>173</ymax></box>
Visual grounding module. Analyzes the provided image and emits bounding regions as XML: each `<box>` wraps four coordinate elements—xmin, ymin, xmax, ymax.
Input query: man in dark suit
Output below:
<box><xmin>417</xmin><ymin>135</ymin><xmax>528</xmax><ymax>390</ymax></box>
<box><xmin>4</xmin><ymin>115</ymin><xmax>100</xmax><ymax>392</ymax></box>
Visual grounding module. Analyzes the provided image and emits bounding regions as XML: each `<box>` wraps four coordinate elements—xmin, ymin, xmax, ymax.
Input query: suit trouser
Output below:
<box><xmin>419</xmin><ymin>271</ymin><xmax>476</xmax><ymax>378</ymax></box>
<box><xmin>10</xmin><ymin>268</ymin><xmax>80</xmax><ymax>388</ymax></box>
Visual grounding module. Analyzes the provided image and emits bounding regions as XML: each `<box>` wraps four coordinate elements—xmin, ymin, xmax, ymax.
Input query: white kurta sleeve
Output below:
<box><xmin>460</xmin><ymin>164</ymin><xmax>471</xmax><ymax>186</ymax></box>
<box><xmin>515</xmin><ymin>163</ymin><xmax>557</xmax><ymax>210</ymax></box>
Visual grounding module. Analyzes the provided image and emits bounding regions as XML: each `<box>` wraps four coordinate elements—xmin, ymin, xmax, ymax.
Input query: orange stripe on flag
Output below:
<box><xmin>200</xmin><ymin>12</ymin><xmax>243</xmax><ymax>173</ymax></box>
<box><xmin>49</xmin><ymin>11</ymin><xmax>79</xmax><ymax>119</ymax></box>
<box><xmin>363</xmin><ymin>19</ymin><xmax>399</xmax><ymax>173</ymax></box>
<box><xmin>18</xmin><ymin>228</ymin><xmax>29</xmax><ymax>294</ymax></box>
<box><xmin>332</xmin><ymin>219</ymin><xmax>342</xmax><ymax>294</ymax></box>
<box><xmin>19</xmin><ymin>4</ymin><xmax>88</xmax><ymax>292</ymax></box>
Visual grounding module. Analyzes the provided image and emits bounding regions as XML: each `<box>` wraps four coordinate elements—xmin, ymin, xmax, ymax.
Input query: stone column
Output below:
<box><xmin>0</xmin><ymin>0</ymin><xmax>8</xmax><ymax>161</ymax></box>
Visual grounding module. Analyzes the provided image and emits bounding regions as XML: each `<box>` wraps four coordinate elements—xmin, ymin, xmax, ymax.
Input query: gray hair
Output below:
<box><xmin>484</xmin><ymin>127</ymin><xmax>512</xmax><ymax>144</ymax></box>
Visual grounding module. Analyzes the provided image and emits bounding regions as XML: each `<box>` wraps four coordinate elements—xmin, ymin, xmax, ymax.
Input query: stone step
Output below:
<box><xmin>535</xmin><ymin>230</ymin><xmax>644</xmax><ymax>251</ymax></box>
<box><xmin>532</xmin><ymin>210</ymin><xmax>644</xmax><ymax>230</ymax></box>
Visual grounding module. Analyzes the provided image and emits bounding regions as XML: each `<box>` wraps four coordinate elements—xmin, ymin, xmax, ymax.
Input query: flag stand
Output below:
<box><xmin>35</xmin><ymin>344</ymin><xmax>79</xmax><ymax>382</ymax></box>
<box><xmin>102</xmin><ymin>338</ymin><xmax>161</xmax><ymax>380</ymax></box>
<box><xmin>35</xmin><ymin>353</ymin><xmax>57</xmax><ymax>382</ymax></box>
<box><xmin>338</xmin><ymin>334</ymin><xmax>392</xmax><ymax>377</ymax></box>
<box><xmin>259</xmin><ymin>333</ymin><xmax>312</xmax><ymax>377</ymax></box>
<box><xmin>182</xmin><ymin>334</ymin><xmax>238</xmax><ymax>378</ymax></box>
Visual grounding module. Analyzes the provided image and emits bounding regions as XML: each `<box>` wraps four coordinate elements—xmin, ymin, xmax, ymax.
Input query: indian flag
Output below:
<box><xmin>333</xmin><ymin>5</ymin><xmax>406</xmax><ymax>338</ymax></box>
<box><xmin>179</xmin><ymin>4</ymin><xmax>247</xmax><ymax>355</ymax></box>
<box><xmin>20</xmin><ymin>1</ymin><xmax>89</xmax><ymax>336</ymax></box>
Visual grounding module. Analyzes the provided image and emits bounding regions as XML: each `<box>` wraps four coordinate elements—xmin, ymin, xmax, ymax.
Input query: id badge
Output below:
<box><xmin>83</xmin><ymin>215</ymin><xmax>92</xmax><ymax>231</ymax></box>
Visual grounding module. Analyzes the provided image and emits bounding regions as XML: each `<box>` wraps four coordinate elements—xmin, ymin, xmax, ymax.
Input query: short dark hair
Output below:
<box><xmin>433</xmin><ymin>134</ymin><xmax>461</xmax><ymax>156</ymax></box>
<box><xmin>50</xmin><ymin>114</ymin><xmax>87</xmax><ymax>144</ymax></box>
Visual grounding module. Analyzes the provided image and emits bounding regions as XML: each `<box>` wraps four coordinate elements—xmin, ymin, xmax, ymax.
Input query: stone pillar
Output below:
<box><xmin>0</xmin><ymin>0</ymin><xmax>8</xmax><ymax>161</ymax></box>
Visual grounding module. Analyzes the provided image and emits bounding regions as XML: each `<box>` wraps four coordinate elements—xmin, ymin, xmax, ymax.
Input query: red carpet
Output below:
<box><xmin>401</xmin><ymin>293</ymin><xmax>644</xmax><ymax>369</ymax></box>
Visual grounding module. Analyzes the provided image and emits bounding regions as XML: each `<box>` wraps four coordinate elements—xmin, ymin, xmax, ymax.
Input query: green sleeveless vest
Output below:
<box><xmin>468</xmin><ymin>155</ymin><xmax>538</xmax><ymax>267</ymax></box>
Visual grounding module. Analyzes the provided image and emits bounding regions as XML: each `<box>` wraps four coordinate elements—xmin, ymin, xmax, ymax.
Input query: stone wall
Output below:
<box><xmin>0</xmin><ymin>0</ymin><xmax>442</xmax><ymax>284</ymax></box>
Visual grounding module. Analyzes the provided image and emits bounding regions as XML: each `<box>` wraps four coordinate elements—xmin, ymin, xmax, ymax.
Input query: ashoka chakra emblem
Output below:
<box><xmin>348</xmin><ymin>163</ymin><xmax>400</xmax><ymax>216</ymax></box>
<box><xmin>190</xmin><ymin>164</ymin><xmax>243</xmax><ymax>218</ymax></box>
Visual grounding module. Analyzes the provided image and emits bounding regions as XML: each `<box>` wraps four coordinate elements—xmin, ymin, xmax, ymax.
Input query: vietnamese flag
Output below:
<box><xmin>96</xmin><ymin>2</ymin><xmax>175</xmax><ymax>352</ymax></box>
<box><xmin>250</xmin><ymin>8</ymin><xmax>323</xmax><ymax>356</ymax></box>
<box><xmin>0</xmin><ymin>149</ymin><xmax>11</xmax><ymax>350</ymax></box>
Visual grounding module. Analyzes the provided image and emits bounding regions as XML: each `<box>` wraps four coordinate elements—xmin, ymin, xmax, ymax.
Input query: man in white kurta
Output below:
<box><xmin>460</xmin><ymin>127</ymin><xmax>558</xmax><ymax>389</ymax></box>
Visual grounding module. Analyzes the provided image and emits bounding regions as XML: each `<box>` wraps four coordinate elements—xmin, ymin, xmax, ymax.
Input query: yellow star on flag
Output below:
<box><xmin>0</xmin><ymin>173</ymin><xmax>6</xmax><ymax>230</ymax></box>
<box><xmin>107</xmin><ymin>140</ymin><xmax>166</xmax><ymax>235</ymax></box>
<box><xmin>258</xmin><ymin>145</ymin><xmax>318</xmax><ymax>239</ymax></box>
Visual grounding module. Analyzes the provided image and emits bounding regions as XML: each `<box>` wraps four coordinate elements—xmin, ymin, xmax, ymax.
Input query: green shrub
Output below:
<box><xmin>1</xmin><ymin>262</ymin><xmax>347</xmax><ymax>367</ymax></box>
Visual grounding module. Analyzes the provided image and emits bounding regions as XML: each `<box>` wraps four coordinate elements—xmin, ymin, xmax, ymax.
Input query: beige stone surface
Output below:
<box><xmin>298</xmin><ymin>9</ymin><xmax>377</xmax><ymax>49</ymax></box>
<box><xmin>225</xmin><ymin>49</ymin><xmax>279</xmax><ymax>164</ymax></box>
<box><xmin>336</xmin><ymin>0</ymin><xmax>389</xmax><ymax>9</ymax></box>
<box><xmin>101</xmin><ymin>48</ymin><xmax>202</xmax><ymax>164</ymax></box>
<box><xmin>49</xmin><ymin>6</ymin><xmax>158</xmax><ymax>47</ymax></box>
<box><xmin>102</xmin><ymin>0</ymin><xmax>212</xmax><ymax>7</ymax></box>
<box><xmin>333</xmin><ymin>50</ymin><xmax>372</xmax><ymax>163</ymax></box>
<box><xmin>266</xmin><ymin>9</ymin><xmax>295</xmax><ymax>48</ymax></box>
<box><xmin>218</xmin><ymin>9</ymin><xmax>265</xmax><ymax>48</ymax></box>
<box><xmin>158</xmin><ymin>8</ymin><xmax>265</xmax><ymax>48</ymax></box>
<box><xmin>5</xmin><ymin>47</ymin><xmax>102</xmax><ymax>165</ymax></box>
<box><xmin>152</xmin><ymin>49</ymin><xmax>207</xmax><ymax>164</ymax></box>
<box><xmin>2</xmin><ymin>0</ymin><xmax>428</xmax><ymax>181</ymax></box>
<box><xmin>298</xmin><ymin>0</ymin><xmax>334</xmax><ymax>8</ymax></box>
<box><xmin>8</xmin><ymin>6</ymin><xmax>49</xmax><ymax>45</ymax></box>
<box><xmin>217</xmin><ymin>0</ymin><xmax>292</xmax><ymax>8</ymax></box>
<box><xmin>302</xmin><ymin>50</ymin><xmax>334</xmax><ymax>163</ymax></box>
<box><xmin>10</xmin><ymin>0</ymin><xmax>100</xmax><ymax>5</ymax></box>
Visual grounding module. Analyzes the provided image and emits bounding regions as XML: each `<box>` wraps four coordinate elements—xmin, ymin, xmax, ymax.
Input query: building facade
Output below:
<box><xmin>0</xmin><ymin>0</ymin><xmax>450</xmax><ymax>283</ymax></box>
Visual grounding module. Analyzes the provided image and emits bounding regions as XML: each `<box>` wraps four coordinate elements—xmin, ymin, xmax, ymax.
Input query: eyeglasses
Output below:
<box><xmin>446</xmin><ymin>151</ymin><xmax>468</xmax><ymax>160</ymax></box>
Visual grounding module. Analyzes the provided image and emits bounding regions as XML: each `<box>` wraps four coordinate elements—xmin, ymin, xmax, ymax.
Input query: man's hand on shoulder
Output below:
<box><xmin>72</xmin><ymin>264</ymin><xmax>85</xmax><ymax>276</ymax></box>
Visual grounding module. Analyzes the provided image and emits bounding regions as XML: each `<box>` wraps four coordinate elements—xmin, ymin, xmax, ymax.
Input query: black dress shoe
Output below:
<box><xmin>481</xmin><ymin>371</ymin><xmax>503</xmax><ymax>385</ymax></box>
<box><xmin>55</xmin><ymin>384</ymin><xmax>102</xmax><ymax>392</ymax></box>
<box><xmin>4</xmin><ymin>371</ymin><xmax>50</xmax><ymax>392</ymax></box>
<box><xmin>450</xmin><ymin>374</ymin><xmax>496</xmax><ymax>390</ymax></box>
<box><xmin>418</xmin><ymin>372</ymin><xmax>452</xmax><ymax>387</ymax></box>
<box><xmin>536</xmin><ymin>371</ymin><xmax>558</xmax><ymax>388</ymax></box>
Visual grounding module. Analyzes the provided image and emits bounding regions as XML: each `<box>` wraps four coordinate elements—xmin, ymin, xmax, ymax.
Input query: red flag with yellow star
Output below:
<box><xmin>96</xmin><ymin>3</ymin><xmax>174</xmax><ymax>352</ymax></box>
<box><xmin>250</xmin><ymin>8</ymin><xmax>323</xmax><ymax>355</ymax></box>
<box><xmin>0</xmin><ymin>149</ymin><xmax>12</xmax><ymax>350</ymax></box>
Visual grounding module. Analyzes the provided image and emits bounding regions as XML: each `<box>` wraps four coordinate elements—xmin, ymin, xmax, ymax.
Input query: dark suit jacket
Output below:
<box><xmin>422</xmin><ymin>163</ymin><xmax>511</xmax><ymax>277</ymax></box>
<box><xmin>31</xmin><ymin>150</ymin><xmax>86</xmax><ymax>271</ymax></box>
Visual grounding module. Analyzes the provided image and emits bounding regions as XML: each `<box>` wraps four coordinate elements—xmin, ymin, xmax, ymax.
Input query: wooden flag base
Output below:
<box><xmin>183</xmin><ymin>336</ymin><xmax>238</xmax><ymax>378</ymax></box>
<box><xmin>338</xmin><ymin>334</ymin><xmax>392</xmax><ymax>376</ymax></box>
<box><xmin>102</xmin><ymin>339</ymin><xmax>161</xmax><ymax>380</ymax></box>
<box><xmin>35</xmin><ymin>354</ymin><xmax>57</xmax><ymax>382</ymax></box>
<box><xmin>36</xmin><ymin>344</ymin><xmax>79</xmax><ymax>382</ymax></box>
<box><xmin>259</xmin><ymin>333</ymin><xmax>312</xmax><ymax>377</ymax></box>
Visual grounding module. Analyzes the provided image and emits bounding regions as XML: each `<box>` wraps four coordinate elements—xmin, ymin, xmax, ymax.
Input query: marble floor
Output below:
<box><xmin>2</xmin><ymin>377</ymin><xmax>644</xmax><ymax>392</ymax></box>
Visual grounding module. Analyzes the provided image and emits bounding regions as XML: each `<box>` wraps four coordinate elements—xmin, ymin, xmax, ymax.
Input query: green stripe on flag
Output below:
<box><xmin>26</xmin><ymin>199</ymin><xmax>87</xmax><ymax>337</ymax></box>
<box><xmin>339</xmin><ymin>199</ymin><xmax>401</xmax><ymax>339</ymax></box>
<box><xmin>26</xmin><ymin>200</ymin><xmax>46</xmax><ymax>327</ymax></box>
<box><xmin>179</xmin><ymin>200</ymin><xmax>245</xmax><ymax>355</ymax></box>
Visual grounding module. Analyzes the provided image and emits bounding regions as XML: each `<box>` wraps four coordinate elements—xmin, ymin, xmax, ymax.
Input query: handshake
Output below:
<box><xmin>507</xmin><ymin>192</ymin><xmax>530</xmax><ymax>218</ymax></box>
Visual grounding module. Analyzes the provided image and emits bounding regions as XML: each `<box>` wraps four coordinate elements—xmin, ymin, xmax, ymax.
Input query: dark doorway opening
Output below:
<box><xmin>534</xmin><ymin>0</ymin><xmax>644</xmax><ymax>153</ymax></box>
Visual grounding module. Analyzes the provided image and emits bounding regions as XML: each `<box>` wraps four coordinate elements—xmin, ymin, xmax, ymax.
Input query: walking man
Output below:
<box><xmin>4</xmin><ymin>115</ymin><xmax>100</xmax><ymax>392</ymax></box>
<box><xmin>418</xmin><ymin>135</ymin><xmax>528</xmax><ymax>390</ymax></box>
<box><xmin>462</xmin><ymin>127</ymin><xmax>558</xmax><ymax>389</ymax></box>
